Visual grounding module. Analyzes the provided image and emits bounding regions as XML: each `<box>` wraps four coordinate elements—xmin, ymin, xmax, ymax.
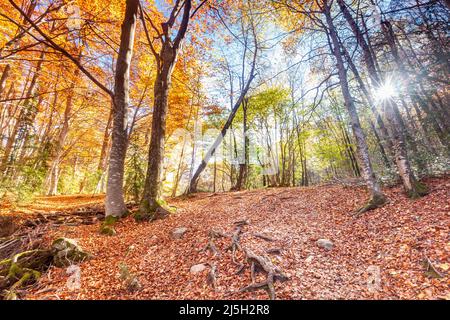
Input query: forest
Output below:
<box><xmin>0</xmin><ymin>0</ymin><xmax>449</xmax><ymax>302</ymax></box>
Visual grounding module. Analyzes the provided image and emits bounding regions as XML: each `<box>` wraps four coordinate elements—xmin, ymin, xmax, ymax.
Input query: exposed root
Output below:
<box><xmin>227</xmin><ymin>225</ymin><xmax>244</xmax><ymax>268</ymax></box>
<box><xmin>23</xmin><ymin>208</ymin><xmax>106</xmax><ymax>229</ymax></box>
<box><xmin>0</xmin><ymin>236</ymin><xmax>91</xmax><ymax>299</ymax></box>
<box><xmin>200</xmin><ymin>220</ymin><xmax>289</xmax><ymax>299</ymax></box>
<box><xmin>423</xmin><ymin>256</ymin><xmax>444</xmax><ymax>279</ymax></box>
<box><xmin>407</xmin><ymin>180</ymin><xmax>429</xmax><ymax>199</ymax></box>
<box><xmin>134</xmin><ymin>204</ymin><xmax>170</xmax><ymax>222</ymax></box>
<box><xmin>239</xmin><ymin>248</ymin><xmax>289</xmax><ymax>300</ymax></box>
<box><xmin>206</xmin><ymin>263</ymin><xmax>217</xmax><ymax>290</ymax></box>
<box><xmin>100</xmin><ymin>215</ymin><xmax>119</xmax><ymax>236</ymax></box>
<box><xmin>355</xmin><ymin>192</ymin><xmax>388</xmax><ymax>215</ymax></box>
<box><xmin>234</xmin><ymin>219</ymin><xmax>249</xmax><ymax>227</ymax></box>
<box><xmin>253</xmin><ymin>233</ymin><xmax>276</xmax><ymax>242</ymax></box>
<box><xmin>202</xmin><ymin>230</ymin><xmax>227</xmax><ymax>256</ymax></box>
<box><xmin>266</xmin><ymin>248</ymin><xmax>282</xmax><ymax>255</ymax></box>
<box><xmin>0</xmin><ymin>249</ymin><xmax>53</xmax><ymax>298</ymax></box>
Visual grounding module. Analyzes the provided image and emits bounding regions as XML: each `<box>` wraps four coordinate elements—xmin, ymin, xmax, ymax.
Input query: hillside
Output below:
<box><xmin>3</xmin><ymin>176</ymin><xmax>445</xmax><ymax>300</ymax></box>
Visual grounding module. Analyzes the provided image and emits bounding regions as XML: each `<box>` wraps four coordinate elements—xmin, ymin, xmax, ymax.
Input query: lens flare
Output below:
<box><xmin>374</xmin><ymin>81</ymin><xmax>396</xmax><ymax>102</ymax></box>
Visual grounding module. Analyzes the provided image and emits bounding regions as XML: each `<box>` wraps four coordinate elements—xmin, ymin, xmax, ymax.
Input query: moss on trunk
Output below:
<box><xmin>134</xmin><ymin>199</ymin><xmax>170</xmax><ymax>222</ymax></box>
<box><xmin>407</xmin><ymin>180</ymin><xmax>429</xmax><ymax>199</ymax></box>
<box><xmin>356</xmin><ymin>192</ymin><xmax>388</xmax><ymax>215</ymax></box>
<box><xmin>99</xmin><ymin>215</ymin><xmax>120</xmax><ymax>236</ymax></box>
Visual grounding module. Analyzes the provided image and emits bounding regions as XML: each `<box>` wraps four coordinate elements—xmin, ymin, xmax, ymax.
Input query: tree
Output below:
<box><xmin>322</xmin><ymin>0</ymin><xmax>386</xmax><ymax>212</ymax></box>
<box><xmin>137</xmin><ymin>0</ymin><xmax>195</xmax><ymax>220</ymax></box>
<box><xmin>104</xmin><ymin>0</ymin><xmax>140</xmax><ymax>222</ymax></box>
<box><xmin>188</xmin><ymin>2</ymin><xmax>260</xmax><ymax>193</ymax></box>
<box><xmin>336</xmin><ymin>0</ymin><xmax>428</xmax><ymax>198</ymax></box>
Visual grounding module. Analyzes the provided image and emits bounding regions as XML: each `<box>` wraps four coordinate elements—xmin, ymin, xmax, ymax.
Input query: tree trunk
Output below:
<box><xmin>324</xmin><ymin>2</ymin><xmax>386</xmax><ymax>211</ymax></box>
<box><xmin>0</xmin><ymin>64</ymin><xmax>10</xmax><ymax>98</ymax></box>
<box><xmin>45</xmin><ymin>67</ymin><xmax>79</xmax><ymax>195</ymax></box>
<box><xmin>188</xmin><ymin>6</ymin><xmax>258</xmax><ymax>193</ymax></box>
<box><xmin>235</xmin><ymin>98</ymin><xmax>249</xmax><ymax>190</ymax></box>
<box><xmin>139</xmin><ymin>50</ymin><xmax>176</xmax><ymax>214</ymax></box>
<box><xmin>138</xmin><ymin>0</ymin><xmax>192</xmax><ymax>219</ymax></box>
<box><xmin>104</xmin><ymin>0</ymin><xmax>139</xmax><ymax>218</ymax></box>
<box><xmin>337</xmin><ymin>0</ymin><xmax>427</xmax><ymax>197</ymax></box>
<box><xmin>95</xmin><ymin>109</ymin><xmax>113</xmax><ymax>193</ymax></box>
<box><xmin>0</xmin><ymin>51</ymin><xmax>44</xmax><ymax>175</ymax></box>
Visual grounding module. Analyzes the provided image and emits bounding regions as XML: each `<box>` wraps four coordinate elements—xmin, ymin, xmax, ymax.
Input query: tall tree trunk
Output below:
<box><xmin>139</xmin><ymin>50</ymin><xmax>176</xmax><ymax>214</ymax></box>
<box><xmin>45</xmin><ymin>67</ymin><xmax>80</xmax><ymax>195</ymax></box>
<box><xmin>188</xmin><ymin>55</ymin><xmax>257</xmax><ymax>193</ymax></box>
<box><xmin>104</xmin><ymin>0</ymin><xmax>139</xmax><ymax>219</ymax></box>
<box><xmin>0</xmin><ymin>64</ymin><xmax>11</xmax><ymax>98</ymax></box>
<box><xmin>324</xmin><ymin>2</ymin><xmax>386</xmax><ymax>212</ymax></box>
<box><xmin>235</xmin><ymin>98</ymin><xmax>249</xmax><ymax>190</ymax></box>
<box><xmin>138</xmin><ymin>0</ymin><xmax>192</xmax><ymax>219</ymax></box>
<box><xmin>337</xmin><ymin>0</ymin><xmax>427</xmax><ymax>197</ymax></box>
<box><xmin>95</xmin><ymin>109</ymin><xmax>113</xmax><ymax>193</ymax></box>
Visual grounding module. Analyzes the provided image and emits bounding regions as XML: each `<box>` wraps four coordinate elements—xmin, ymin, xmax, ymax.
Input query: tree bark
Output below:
<box><xmin>0</xmin><ymin>50</ymin><xmax>44</xmax><ymax>175</ymax></box>
<box><xmin>235</xmin><ymin>98</ymin><xmax>249</xmax><ymax>190</ymax></box>
<box><xmin>323</xmin><ymin>2</ymin><xmax>386</xmax><ymax>211</ymax></box>
<box><xmin>337</xmin><ymin>0</ymin><xmax>427</xmax><ymax>197</ymax></box>
<box><xmin>0</xmin><ymin>64</ymin><xmax>11</xmax><ymax>98</ymax></box>
<box><xmin>139</xmin><ymin>0</ymin><xmax>192</xmax><ymax>217</ymax></box>
<box><xmin>45</xmin><ymin>66</ymin><xmax>80</xmax><ymax>195</ymax></box>
<box><xmin>105</xmin><ymin>0</ymin><xmax>139</xmax><ymax>218</ymax></box>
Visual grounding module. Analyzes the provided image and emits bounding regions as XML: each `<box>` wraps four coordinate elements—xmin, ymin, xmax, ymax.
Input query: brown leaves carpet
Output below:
<box><xmin>21</xmin><ymin>177</ymin><xmax>450</xmax><ymax>300</ymax></box>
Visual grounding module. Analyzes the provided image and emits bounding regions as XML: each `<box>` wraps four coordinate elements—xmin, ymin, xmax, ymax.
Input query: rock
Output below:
<box><xmin>52</xmin><ymin>238</ymin><xmax>91</xmax><ymax>267</ymax></box>
<box><xmin>172</xmin><ymin>227</ymin><xmax>188</xmax><ymax>239</ymax></box>
<box><xmin>190</xmin><ymin>264</ymin><xmax>206</xmax><ymax>274</ymax></box>
<box><xmin>316</xmin><ymin>239</ymin><xmax>334</xmax><ymax>250</ymax></box>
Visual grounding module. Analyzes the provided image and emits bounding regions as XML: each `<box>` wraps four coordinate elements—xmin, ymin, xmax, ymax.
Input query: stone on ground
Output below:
<box><xmin>190</xmin><ymin>264</ymin><xmax>207</xmax><ymax>273</ymax></box>
<box><xmin>172</xmin><ymin>227</ymin><xmax>188</xmax><ymax>239</ymax></box>
<box><xmin>316</xmin><ymin>239</ymin><xmax>334</xmax><ymax>250</ymax></box>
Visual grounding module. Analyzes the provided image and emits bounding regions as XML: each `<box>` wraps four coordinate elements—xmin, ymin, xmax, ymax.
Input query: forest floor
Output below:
<box><xmin>2</xmin><ymin>176</ymin><xmax>449</xmax><ymax>300</ymax></box>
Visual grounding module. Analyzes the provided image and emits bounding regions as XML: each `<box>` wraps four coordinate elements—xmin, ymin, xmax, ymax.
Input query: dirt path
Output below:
<box><xmin>18</xmin><ymin>177</ymin><xmax>450</xmax><ymax>300</ymax></box>
<box><xmin>1</xmin><ymin>194</ymin><xmax>105</xmax><ymax>216</ymax></box>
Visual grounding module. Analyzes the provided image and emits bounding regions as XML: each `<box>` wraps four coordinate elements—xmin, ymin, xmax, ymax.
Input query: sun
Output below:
<box><xmin>374</xmin><ymin>81</ymin><xmax>396</xmax><ymax>102</ymax></box>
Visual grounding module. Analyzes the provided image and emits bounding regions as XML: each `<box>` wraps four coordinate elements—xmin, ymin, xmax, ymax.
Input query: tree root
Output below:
<box><xmin>0</xmin><ymin>237</ymin><xmax>91</xmax><ymax>299</ymax></box>
<box><xmin>202</xmin><ymin>230</ymin><xmax>226</xmax><ymax>256</ymax></box>
<box><xmin>253</xmin><ymin>233</ymin><xmax>276</xmax><ymax>242</ymax></box>
<box><xmin>134</xmin><ymin>204</ymin><xmax>170</xmax><ymax>222</ymax></box>
<box><xmin>355</xmin><ymin>192</ymin><xmax>388</xmax><ymax>215</ymax></box>
<box><xmin>206</xmin><ymin>263</ymin><xmax>217</xmax><ymax>290</ymax></box>
<box><xmin>227</xmin><ymin>225</ymin><xmax>244</xmax><ymax>268</ymax></box>
<box><xmin>99</xmin><ymin>215</ymin><xmax>119</xmax><ymax>236</ymax></box>
<box><xmin>24</xmin><ymin>208</ymin><xmax>106</xmax><ymax>229</ymax></box>
<box><xmin>239</xmin><ymin>248</ymin><xmax>289</xmax><ymax>300</ymax></box>
<box><xmin>0</xmin><ymin>249</ymin><xmax>53</xmax><ymax>298</ymax></box>
<box><xmin>201</xmin><ymin>220</ymin><xmax>289</xmax><ymax>299</ymax></box>
<box><xmin>407</xmin><ymin>180</ymin><xmax>429</xmax><ymax>199</ymax></box>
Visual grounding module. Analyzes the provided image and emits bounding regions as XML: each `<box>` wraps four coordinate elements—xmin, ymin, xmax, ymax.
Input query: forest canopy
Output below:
<box><xmin>1</xmin><ymin>0</ymin><xmax>448</xmax><ymax>208</ymax></box>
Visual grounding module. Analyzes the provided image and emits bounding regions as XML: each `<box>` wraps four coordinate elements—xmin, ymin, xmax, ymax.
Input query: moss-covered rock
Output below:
<box><xmin>52</xmin><ymin>238</ymin><xmax>91</xmax><ymax>268</ymax></box>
